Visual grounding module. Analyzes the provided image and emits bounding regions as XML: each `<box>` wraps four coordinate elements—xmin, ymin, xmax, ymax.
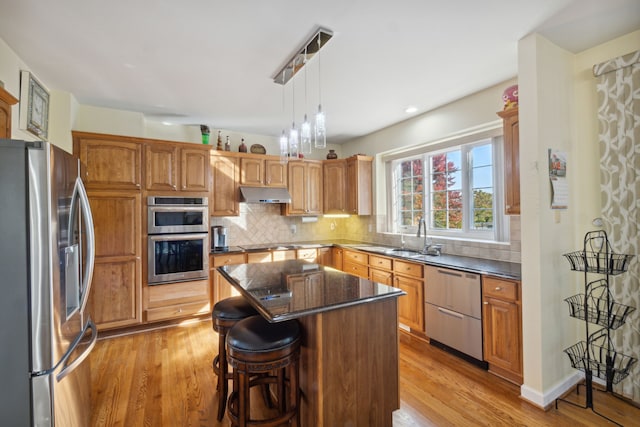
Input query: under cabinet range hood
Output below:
<box><xmin>240</xmin><ymin>186</ymin><xmax>292</xmax><ymax>204</ymax></box>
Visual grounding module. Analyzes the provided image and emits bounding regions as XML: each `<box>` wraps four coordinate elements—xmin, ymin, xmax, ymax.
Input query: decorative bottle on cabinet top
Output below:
<box><xmin>239</xmin><ymin>138</ymin><xmax>247</xmax><ymax>152</ymax></box>
<box><xmin>216</xmin><ymin>131</ymin><xmax>223</xmax><ymax>150</ymax></box>
<box><xmin>326</xmin><ymin>149</ymin><xmax>337</xmax><ymax>159</ymax></box>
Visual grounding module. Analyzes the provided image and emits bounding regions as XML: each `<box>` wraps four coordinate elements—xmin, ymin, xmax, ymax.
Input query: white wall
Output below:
<box><xmin>518</xmin><ymin>29</ymin><xmax>640</xmax><ymax>407</ymax></box>
<box><xmin>341</xmin><ymin>79</ymin><xmax>522</xmax><ymax>263</ymax></box>
<box><xmin>0</xmin><ymin>37</ymin><xmax>55</xmax><ymax>145</ymax></box>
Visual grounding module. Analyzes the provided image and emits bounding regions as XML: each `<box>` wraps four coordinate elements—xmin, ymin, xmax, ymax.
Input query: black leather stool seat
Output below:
<box><xmin>226</xmin><ymin>315</ymin><xmax>301</xmax><ymax>427</ymax></box>
<box><xmin>212</xmin><ymin>296</ymin><xmax>258</xmax><ymax>421</ymax></box>
<box><xmin>227</xmin><ymin>315</ymin><xmax>301</xmax><ymax>353</ymax></box>
<box><xmin>212</xmin><ymin>296</ymin><xmax>258</xmax><ymax>321</ymax></box>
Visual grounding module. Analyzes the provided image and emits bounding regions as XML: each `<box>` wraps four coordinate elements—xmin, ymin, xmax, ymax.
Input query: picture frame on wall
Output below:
<box><xmin>19</xmin><ymin>70</ymin><xmax>49</xmax><ymax>140</ymax></box>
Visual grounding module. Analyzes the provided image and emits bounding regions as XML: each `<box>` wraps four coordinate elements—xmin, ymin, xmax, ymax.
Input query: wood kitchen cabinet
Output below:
<box><xmin>210</xmin><ymin>152</ymin><xmax>240</xmax><ymax>216</ymax></box>
<box><xmin>145</xmin><ymin>279</ymin><xmax>211</xmax><ymax>322</ymax></box>
<box><xmin>74</xmin><ymin>132</ymin><xmax>142</xmax><ymax>190</ymax></box>
<box><xmin>317</xmin><ymin>247</ymin><xmax>332</xmax><ymax>266</ymax></box>
<box><xmin>145</xmin><ymin>143</ymin><xmax>210</xmax><ymax>192</ymax></box>
<box><xmin>393</xmin><ymin>260</ymin><xmax>424</xmax><ymax>332</ymax></box>
<box><xmin>482</xmin><ymin>275</ymin><xmax>523</xmax><ymax>384</ymax></box>
<box><xmin>0</xmin><ymin>86</ymin><xmax>18</xmax><ymax>138</ymax></box>
<box><xmin>497</xmin><ymin>107</ymin><xmax>520</xmax><ymax>215</ymax></box>
<box><xmin>342</xmin><ymin>249</ymin><xmax>369</xmax><ymax>279</ymax></box>
<box><xmin>283</xmin><ymin>160</ymin><xmax>323</xmax><ymax>216</ymax></box>
<box><xmin>323</xmin><ymin>155</ymin><xmax>373</xmax><ymax>215</ymax></box>
<box><xmin>240</xmin><ymin>156</ymin><xmax>287</xmax><ymax>187</ymax></box>
<box><xmin>331</xmin><ymin>247</ymin><xmax>344</xmax><ymax>270</ymax></box>
<box><xmin>323</xmin><ymin>159</ymin><xmax>347</xmax><ymax>214</ymax></box>
<box><xmin>346</xmin><ymin>155</ymin><xmax>373</xmax><ymax>215</ymax></box>
<box><xmin>211</xmin><ymin>253</ymin><xmax>246</xmax><ymax>304</ymax></box>
<box><xmin>288</xmin><ymin>272</ymin><xmax>324</xmax><ymax>311</ymax></box>
<box><xmin>86</xmin><ymin>191</ymin><xmax>142</xmax><ymax>330</ymax></box>
<box><xmin>369</xmin><ymin>255</ymin><xmax>394</xmax><ymax>285</ymax></box>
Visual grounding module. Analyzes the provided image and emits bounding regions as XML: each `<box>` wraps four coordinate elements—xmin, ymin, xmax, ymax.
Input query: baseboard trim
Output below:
<box><xmin>520</xmin><ymin>372</ymin><xmax>583</xmax><ymax>410</ymax></box>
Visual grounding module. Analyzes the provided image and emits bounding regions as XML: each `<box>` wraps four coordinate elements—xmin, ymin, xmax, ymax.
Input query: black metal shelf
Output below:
<box><xmin>556</xmin><ymin>230</ymin><xmax>637</xmax><ymax>426</ymax></box>
<box><xmin>564</xmin><ymin>333</ymin><xmax>636</xmax><ymax>385</ymax></box>
<box><xmin>564</xmin><ymin>280</ymin><xmax>636</xmax><ymax>330</ymax></box>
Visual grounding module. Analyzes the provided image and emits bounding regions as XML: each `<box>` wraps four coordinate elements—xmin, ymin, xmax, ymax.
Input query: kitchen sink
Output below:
<box><xmin>386</xmin><ymin>248</ymin><xmax>424</xmax><ymax>257</ymax></box>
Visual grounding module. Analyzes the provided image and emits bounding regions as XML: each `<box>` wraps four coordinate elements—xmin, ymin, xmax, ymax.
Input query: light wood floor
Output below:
<box><xmin>90</xmin><ymin>319</ymin><xmax>639</xmax><ymax>426</ymax></box>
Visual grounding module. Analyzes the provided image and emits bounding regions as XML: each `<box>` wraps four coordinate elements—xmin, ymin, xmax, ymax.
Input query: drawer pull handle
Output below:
<box><xmin>495</xmin><ymin>287</ymin><xmax>502</xmax><ymax>291</ymax></box>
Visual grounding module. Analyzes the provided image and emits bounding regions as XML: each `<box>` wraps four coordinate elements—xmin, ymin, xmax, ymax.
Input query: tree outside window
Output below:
<box><xmin>393</xmin><ymin>139</ymin><xmax>497</xmax><ymax>239</ymax></box>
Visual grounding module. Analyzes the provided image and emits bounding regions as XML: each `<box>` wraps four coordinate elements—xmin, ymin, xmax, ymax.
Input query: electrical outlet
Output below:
<box><xmin>290</xmin><ymin>224</ymin><xmax>297</xmax><ymax>235</ymax></box>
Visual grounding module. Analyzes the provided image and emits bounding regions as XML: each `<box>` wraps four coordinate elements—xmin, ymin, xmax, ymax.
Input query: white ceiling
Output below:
<box><xmin>0</xmin><ymin>0</ymin><xmax>638</xmax><ymax>143</ymax></box>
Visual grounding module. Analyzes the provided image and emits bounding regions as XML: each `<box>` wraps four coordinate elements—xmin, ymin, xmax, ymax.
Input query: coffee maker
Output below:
<box><xmin>211</xmin><ymin>225</ymin><xmax>228</xmax><ymax>251</ymax></box>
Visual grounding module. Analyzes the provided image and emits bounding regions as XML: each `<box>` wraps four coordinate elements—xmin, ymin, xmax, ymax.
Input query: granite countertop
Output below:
<box><xmin>217</xmin><ymin>259</ymin><xmax>405</xmax><ymax>322</ymax></box>
<box><xmin>211</xmin><ymin>240</ymin><xmax>521</xmax><ymax>280</ymax></box>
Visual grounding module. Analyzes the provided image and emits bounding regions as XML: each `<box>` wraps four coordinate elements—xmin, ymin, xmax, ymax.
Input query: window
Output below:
<box><xmin>390</xmin><ymin>136</ymin><xmax>505</xmax><ymax>241</ymax></box>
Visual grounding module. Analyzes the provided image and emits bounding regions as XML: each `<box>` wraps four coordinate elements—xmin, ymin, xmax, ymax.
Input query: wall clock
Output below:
<box><xmin>19</xmin><ymin>70</ymin><xmax>49</xmax><ymax>140</ymax></box>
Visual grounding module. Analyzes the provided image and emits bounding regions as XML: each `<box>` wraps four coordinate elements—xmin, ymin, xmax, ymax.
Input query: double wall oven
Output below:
<box><xmin>147</xmin><ymin>196</ymin><xmax>209</xmax><ymax>284</ymax></box>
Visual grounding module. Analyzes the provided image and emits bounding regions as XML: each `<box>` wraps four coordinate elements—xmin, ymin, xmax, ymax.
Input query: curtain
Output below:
<box><xmin>594</xmin><ymin>49</ymin><xmax>640</xmax><ymax>402</ymax></box>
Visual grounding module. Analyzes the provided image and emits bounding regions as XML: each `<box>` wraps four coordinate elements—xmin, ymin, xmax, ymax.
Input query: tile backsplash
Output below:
<box><xmin>210</xmin><ymin>205</ymin><xmax>521</xmax><ymax>264</ymax></box>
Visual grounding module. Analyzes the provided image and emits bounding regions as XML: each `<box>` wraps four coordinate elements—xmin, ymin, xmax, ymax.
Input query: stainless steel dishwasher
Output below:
<box><xmin>424</xmin><ymin>265</ymin><xmax>485</xmax><ymax>363</ymax></box>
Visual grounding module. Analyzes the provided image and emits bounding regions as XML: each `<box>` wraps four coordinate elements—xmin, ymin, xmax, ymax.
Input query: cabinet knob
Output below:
<box><xmin>495</xmin><ymin>287</ymin><xmax>502</xmax><ymax>291</ymax></box>
<box><xmin>483</xmin><ymin>301</ymin><xmax>488</xmax><ymax>305</ymax></box>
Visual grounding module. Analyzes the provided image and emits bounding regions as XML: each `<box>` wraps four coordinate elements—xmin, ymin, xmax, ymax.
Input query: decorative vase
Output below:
<box><xmin>200</xmin><ymin>125</ymin><xmax>210</xmax><ymax>145</ymax></box>
<box><xmin>239</xmin><ymin>138</ymin><xmax>247</xmax><ymax>153</ymax></box>
<box><xmin>326</xmin><ymin>149</ymin><xmax>338</xmax><ymax>159</ymax></box>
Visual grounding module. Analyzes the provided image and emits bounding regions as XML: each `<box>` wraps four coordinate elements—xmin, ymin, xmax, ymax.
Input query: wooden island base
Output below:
<box><xmin>297</xmin><ymin>297</ymin><xmax>400</xmax><ymax>426</ymax></box>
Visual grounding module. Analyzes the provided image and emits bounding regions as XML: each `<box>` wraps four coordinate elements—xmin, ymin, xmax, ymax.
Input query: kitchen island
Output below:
<box><xmin>217</xmin><ymin>260</ymin><xmax>405</xmax><ymax>427</ymax></box>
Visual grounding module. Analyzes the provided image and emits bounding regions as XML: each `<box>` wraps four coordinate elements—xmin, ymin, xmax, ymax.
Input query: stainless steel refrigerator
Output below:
<box><xmin>0</xmin><ymin>139</ymin><xmax>97</xmax><ymax>426</ymax></box>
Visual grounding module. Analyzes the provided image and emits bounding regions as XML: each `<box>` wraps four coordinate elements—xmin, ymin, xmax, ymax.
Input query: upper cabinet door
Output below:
<box><xmin>74</xmin><ymin>134</ymin><xmax>142</xmax><ymax>190</ymax></box>
<box><xmin>306</xmin><ymin>161</ymin><xmax>323</xmax><ymax>215</ymax></box>
<box><xmin>346</xmin><ymin>156</ymin><xmax>372</xmax><ymax>215</ymax></box>
<box><xmin>240</xmin><ymin>158</ymin><xmax>263</xmax><ymax>186</ymax></box>
<box><xmin>181</xmin><ymin>147</ymin><xmax>210</xmax><ymax>192</ymax></box>
<box><xmin>498</xmin><ymin>108</ymin><xmax>520</xmax><ymax>215</ymax></box>
<box><xmin>264</xmin><ymin>159</ymin><xmax>287</xmax><ymax>187</ymax></box>
<box><xmin>145</xmin><ymin>144</ymin><xmax>178</xmax><ymax>191</ymax></box>
<box><xmin>323</xmin><ymin>159</ymin><xmax>347</xmax><ymax>214</ymax></box>
<box><xmin>210</xmin><ymin>153</ymin><xmax>239</xmax><ymax>216</ymax></box>
<box><xmin>0</xmin><ymin>86</ymin><xmax>18</xmax><ymax>139</ymax></box>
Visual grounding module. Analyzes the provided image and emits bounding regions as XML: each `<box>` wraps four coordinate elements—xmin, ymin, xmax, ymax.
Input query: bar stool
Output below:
<box><xmin>226</xmin><ymin>315</ymin><xmax>301</xmax><ymax>427</ymax></box>
<box><xmin>212</xmin><ymin>296</ymin><xmax>258</xmax><ymax>421</ymax></box>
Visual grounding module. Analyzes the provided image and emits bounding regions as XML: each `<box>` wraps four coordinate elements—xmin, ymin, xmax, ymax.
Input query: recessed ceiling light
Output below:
<box><xmin>405</xmin><ymin>106</ymin><xmax>418</xmax><ymax>114</ymax></box>
<box><xmin>161</xmin><ymin>121</ymin><xmax>173</xmax><ymax>126</ymax></box>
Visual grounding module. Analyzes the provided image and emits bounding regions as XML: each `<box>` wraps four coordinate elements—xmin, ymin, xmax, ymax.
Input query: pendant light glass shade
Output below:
<box><xmin>300</xmin><ymin>114</ymin><xmax>312</xmax><ymax>154</ymax></box>
<box><xmin>314</xmin><ymin>104</ymin><xmax>326</xmax><ymax>148</ymax></box>
<box><xmin>279</xmin><ymin>130</ymin><xmax>289</xmax><ymax>164</ymax></box>
<box><xmin>289</xmin><ymin>123</ymin><xmax>299</xmax><ymax>159</ymax></box>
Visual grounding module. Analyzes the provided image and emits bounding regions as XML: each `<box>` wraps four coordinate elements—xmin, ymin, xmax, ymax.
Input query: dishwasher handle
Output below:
<box><xmin>437</xmin><ymin>306</ymin><xmax>464</xmax><ymax>320</ymax></box>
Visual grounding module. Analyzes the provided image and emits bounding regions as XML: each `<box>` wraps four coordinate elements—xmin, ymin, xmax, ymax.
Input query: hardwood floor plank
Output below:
<box><xmin>90</xmin><ymin>320</ymin><xmax>640</xmax><ymax>427</ymax></box>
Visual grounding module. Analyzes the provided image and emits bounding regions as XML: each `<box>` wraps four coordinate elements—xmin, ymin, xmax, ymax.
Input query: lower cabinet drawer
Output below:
<box><xmin>343</xmin><ymin>261</ymin><xmax>369</xmax><ymax>279</ymax></box>
<box><xmin>146</xmin><ymin>300</ymin><xmax>211</xmax><ymax>322</ymax></box>
<box><xmin>425</xmin><ymin>303</ymin><xmax>483</xmax><ymax>360</ymax></box>
<box><xmin>147</xmin><ymin>279</ymin><xmax>210</xmax><ymax>308</ymax></box>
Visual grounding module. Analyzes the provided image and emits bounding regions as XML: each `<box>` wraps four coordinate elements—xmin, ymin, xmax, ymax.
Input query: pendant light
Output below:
<box><xmin>314</xmin><ymin>32</ymin><xmax>326</xmax><ymax>149</ymax></box>
<box><xmin>300</xmin><ymin>47</ymin><xmax>312</xmax><ymax>154</ymax></box>
<box><xmin>273</xmin><ymin>28</ymin><xmax>332</xmax><ymax>155</ymax></box>
<box><xmin>279</xmin><ymin>70</ymin><xmax>289</xmax><ymax>164</ymax></box>
<box><xmin>289</xmin><ymin>76</ymin><xmax>299</xmax><ymax>158</ymax></box>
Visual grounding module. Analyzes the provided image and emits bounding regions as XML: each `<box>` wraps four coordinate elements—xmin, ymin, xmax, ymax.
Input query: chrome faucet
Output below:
<box><xmin>416</xmin><ymin>216</ymin><xmax>431</xmax><ymax>254</ymax></box>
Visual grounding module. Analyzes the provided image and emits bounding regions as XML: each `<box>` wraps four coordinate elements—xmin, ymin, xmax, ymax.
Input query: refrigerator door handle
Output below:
<box><xmin>56</xmin><ymin>317</ymin><xmax>98</xmax><ymax>382</ymax></box>
<box><xmin>73</xmin><ymin>176</ymin><xmax>95</xmax><ymax>314</ymax></box>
